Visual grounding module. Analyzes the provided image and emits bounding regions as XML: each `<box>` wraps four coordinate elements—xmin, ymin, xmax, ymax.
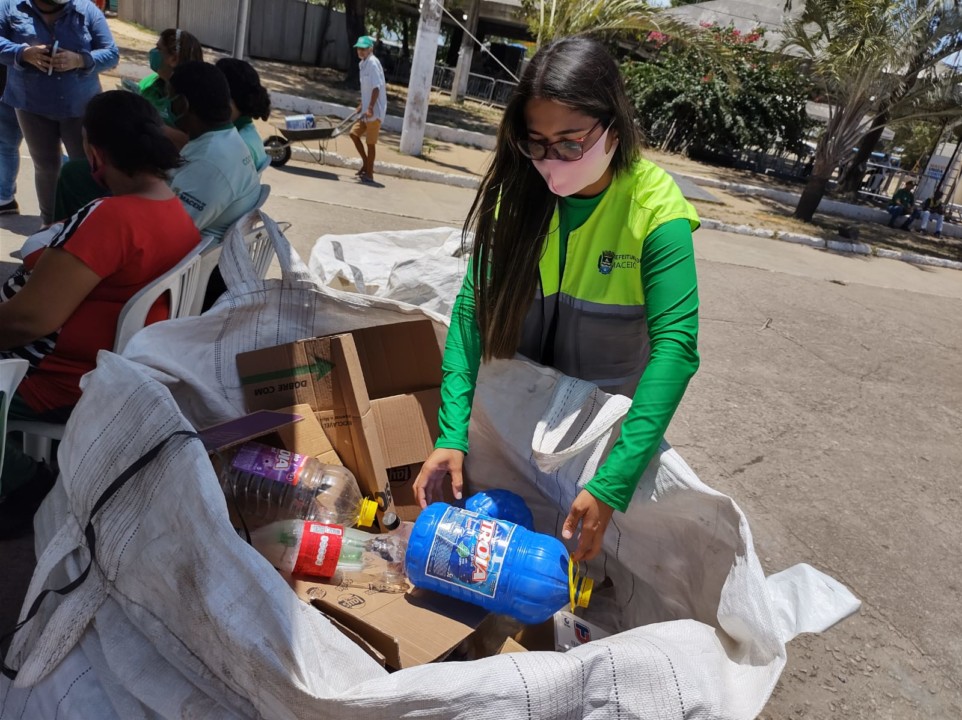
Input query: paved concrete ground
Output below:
<box><xmin>2</xmin><ymin>150</ymin><xmax>962</xmax><ymax>718</ymax></box>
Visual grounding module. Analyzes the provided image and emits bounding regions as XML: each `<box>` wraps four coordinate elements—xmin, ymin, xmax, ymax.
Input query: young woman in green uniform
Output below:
<box><xmin>413</xmin><ymin>36</ymin><xmax>701</xmax><ymax>562</ymax></box>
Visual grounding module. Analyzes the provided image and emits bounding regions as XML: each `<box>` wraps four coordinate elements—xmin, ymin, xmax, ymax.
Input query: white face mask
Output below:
<box><xmin>531</xmin><ymin>128</ymin><xmax>618</xmax><ymax>197</ymax></box>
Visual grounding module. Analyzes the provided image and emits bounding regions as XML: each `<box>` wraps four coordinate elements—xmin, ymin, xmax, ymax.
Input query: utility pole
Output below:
<box><xmin>400</xmin><ymin>0</ymin><xmax>444</xmax><ymax>156</ymax></box>
<box><xmin>451</xmin><ymin>0</ymin><xmax>481</xmax><ymax>103</ymax></box>
<box><xmin>233</xmin><ymin>0</ymin><xmax>251</xmax><ymax>60</ymax></box>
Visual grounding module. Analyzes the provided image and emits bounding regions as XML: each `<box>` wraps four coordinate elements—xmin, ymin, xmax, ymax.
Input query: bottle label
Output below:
<box><xmin>231</xmin><ymin>444</ymin><xmax>307</xmax><ymax>486</ymax></box>
<box><xmin>423</xmin><ymin>506</ymin><xmax>515</xmax><ymax>599</ymax></box>
<box><xmin>293</xmin><ymin>522</ymin><xmax>344</xmax><ymax>578</ymax></box>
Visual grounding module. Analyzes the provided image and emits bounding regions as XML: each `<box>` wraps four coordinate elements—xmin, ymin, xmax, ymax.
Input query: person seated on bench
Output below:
<box><xmin>215</xmin><ymin>58</ymin><xmax>271</xmax><ymax>174</ymax></box>
<box><xmin>167</xmin><ymin>61</ymin><xmax>262</xmax><ymax>242</ymax></box>
<box><xmin>887</xmin><ymin>181</ymin><xmax>919</xmax><ymax>229</ymax></box>
<box><xmin>0</xmin><ymin>91</ymin><xmax>200</xmax><ymax>539</ymax></box>
<box><xmin>915</xmin><ymin>191</ymin><xmax>945</xmax><ymax>238</ymax></box>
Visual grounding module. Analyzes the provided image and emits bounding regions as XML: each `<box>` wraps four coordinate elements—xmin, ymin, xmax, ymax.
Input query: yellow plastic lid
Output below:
<box><xmin>357</xmin><ymin>498</ymin><xmax>377</xmax><ymax>527</ymax></box>
<box><xmin>568</xmin><ymin>557</ymin><xmax>593</xmax><ymax>611</ymax></box>
<box><xmin>576</xmin><ymin>576</ymin><xmax>593</xmax><ymax>609</ymax></box>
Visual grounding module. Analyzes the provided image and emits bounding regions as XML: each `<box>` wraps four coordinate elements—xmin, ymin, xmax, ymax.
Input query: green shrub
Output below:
<box><xmin>623</xmin><ymin>25</ymin><xmax>813</xmax><ymax>159</ymax></box>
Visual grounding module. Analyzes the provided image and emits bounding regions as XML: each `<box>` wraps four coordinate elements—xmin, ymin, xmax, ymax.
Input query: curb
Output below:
<box><xmin>271</xmin><ymin>92</ymin><xmax>496</xmax><ymax>151</ymax></box>
<box><xmin>700</xmin><ymin>217</ymin><xmax>962</xmax><ymax>271</ymax></box>
<box><xmin>288</xmin><ymin>146</ymin><xmax>481</xmax><ymax>189</ymax></box>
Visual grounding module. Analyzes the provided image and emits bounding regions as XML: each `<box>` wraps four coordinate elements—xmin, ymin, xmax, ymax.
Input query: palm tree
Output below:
<box><xmin>520</xmin><ymin>0</ymin><xmax>698</xmax><ymax>47</ymax></box>
<box><xmin>837</xmin><ymin>1</ymin><xmax>962</xmax><ymax>193</ymax></box>
<box><xmin>783</xmin><ymin>0</ymin><xmax>962</xmax><ymax>221</ymax></box>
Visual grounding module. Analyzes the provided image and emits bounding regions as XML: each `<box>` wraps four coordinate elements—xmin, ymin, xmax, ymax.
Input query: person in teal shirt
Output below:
<box><xmin>215</xmin><ymin>58</ymin><xmax>271</xmax><ymax>174</ymax></box>
<box><xmin>413</xmin><ymin>37</ymin><xmax>700</xmax><ymax>562</ymax></box>
<box><xmin>54</xmin><ymin>27</ymin><xmax>203</xmax><ymax>221</ymax></box>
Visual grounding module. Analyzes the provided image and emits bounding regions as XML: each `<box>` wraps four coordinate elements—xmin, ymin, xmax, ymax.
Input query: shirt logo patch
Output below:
<box><xmin>178</xmin><ymin>192</ymin><xmax>206</xmax><ymax>212</ymax></box>
<box><xmin>598</xmin><ymin>250</ymin><xmax>615</xmax><ymax>275</ymax></box>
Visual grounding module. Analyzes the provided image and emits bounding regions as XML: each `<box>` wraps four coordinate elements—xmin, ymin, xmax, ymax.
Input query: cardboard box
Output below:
<box><xmin>293</xmin><ymin>578</ymin><xmax>488</xmax><ymax>670</ymax></box>
<box><xmin>237</xmin><ymin>320</ymin><xmax>444</xmax><ymax>522</ymax></box>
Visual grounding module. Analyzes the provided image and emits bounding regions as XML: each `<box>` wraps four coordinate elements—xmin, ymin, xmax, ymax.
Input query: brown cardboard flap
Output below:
<box><xmin>319</xmin><ymin>611</ymin><xmax>387</xmax><ymax>667</ymax></box>
<box><xmin>371</xmin><ymin>389</ymin><xmax>440</xmax><ymax>468</ymax></box>
<box><xmin>294</xmin><ymin>579</ymin><xmax>487</xmax><ymax>670</ymax></box>
<box><xmin>497</xmin><ymin>637</ymin><xmax>529</xmax><ymax>654</ymax></box>
<box><xmin>274</xmin><ymin>404</ymin><xmax>341</xmax><ymax>466</ymax></box>
<box><xmin>351</xmin><ymin>320</ymin><xmax>442</xmax><ymax>399</ymax></box>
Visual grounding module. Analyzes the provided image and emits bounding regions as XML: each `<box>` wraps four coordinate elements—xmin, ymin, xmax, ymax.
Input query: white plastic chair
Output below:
<box><xmin>8</xmin><ymin>246</ymin><xmax>205</xmax><ymax>464</ymax></box>
<box><xmin>190</xmin><ymin>201</ymin><xmax>279</xmax><ymax>315</ymax></box>
<box><xmin>0</xmin><ymin>358</ymin><xmax>29</xmax><ymax>489</ymax></box>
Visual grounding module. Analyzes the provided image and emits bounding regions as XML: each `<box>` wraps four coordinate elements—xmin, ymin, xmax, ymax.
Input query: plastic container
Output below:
<box><xmin>222</xmin><ymin>441</ymin><xmax>379</xmax><ymax>527</ymax></box>
<box><xmin>284</xmin><ymin>113</ymin><xmax>315</xmax><ymax>130</ymax></box>
<box><xmin>405</xmin><ymin>503</ymin><xmax>591</xmax><ymax>625</ymax></box>
<box><xmin>463</xmin><ymin>489</ymin><xmax>534</xmax><ymax>531</ymax></box>
<box><xmin>251</xmin><ymin>519</ymin><xmax>411</xmax><ymax>592</ymax></box>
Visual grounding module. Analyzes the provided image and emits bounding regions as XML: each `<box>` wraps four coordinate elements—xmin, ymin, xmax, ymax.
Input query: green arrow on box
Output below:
<box><xmin>240</xmin><ymin>357</ymin><xmax>333</xmax><ymax>385</ymax></box>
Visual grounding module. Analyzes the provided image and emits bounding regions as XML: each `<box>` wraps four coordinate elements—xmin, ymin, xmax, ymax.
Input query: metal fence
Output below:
<box><xmin>119</xmin><ymin>0</ymin><xmax>352</xmax><ymax>71</ymax></box>
<box><xmin>431</xmin><ymin>65</ymin><xmax>517</xmax><ymax>107</ymax></box>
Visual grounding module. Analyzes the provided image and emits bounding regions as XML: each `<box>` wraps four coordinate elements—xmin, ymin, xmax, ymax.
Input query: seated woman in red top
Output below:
<box><xmin>0</xmin><ymin>90</ymin><xmax>201</xmax><ymax>538</ymax></box>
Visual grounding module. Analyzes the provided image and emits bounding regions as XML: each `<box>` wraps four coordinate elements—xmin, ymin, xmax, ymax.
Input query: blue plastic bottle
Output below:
<box><xmin>405</xmin><ymin>503</ymin><xmax>591</xmax><ymax>624</ymax></box>
<box><xmin>463</xmin><ymin>489</ymin><xmax>534</xmax><ymax>531</ymax></box>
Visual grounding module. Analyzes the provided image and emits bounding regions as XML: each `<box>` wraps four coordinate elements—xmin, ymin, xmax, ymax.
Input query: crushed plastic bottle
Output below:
<box><xmin>251</xmin><ymin>519</ymin><xmax>411</xmax><ymax>592</ymax></box>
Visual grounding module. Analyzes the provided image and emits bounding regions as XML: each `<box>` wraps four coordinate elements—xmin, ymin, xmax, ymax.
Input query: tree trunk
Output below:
<box><xmin>838</xmin><ymin>115</ymin><xmax>889</xmax><ymax>194</ymax></box>
<box><xmin>445</xmin><ymin>26</ymin><xmax>463</xmax><ymax>67</ymax></box>
<box><xmin>793</xmin><ymin>174</ymin><xmax>830</xmax><ymax>222</ymax></box>
<box><xmin>342</xmin><ymin>0</ymin><xmax>367</xmax><ymax>89</ymax></box>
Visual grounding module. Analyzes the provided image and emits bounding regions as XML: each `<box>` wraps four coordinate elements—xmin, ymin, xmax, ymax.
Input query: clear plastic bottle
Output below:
<box><xmin>223</xmin><ymin>441</ymin><xmax>379</xmax><ymax>527</ymax></box>
<box><xmin>251</xmin><ymin>519</ymin><xmax>412</xmax><ymax>592</ymax></box>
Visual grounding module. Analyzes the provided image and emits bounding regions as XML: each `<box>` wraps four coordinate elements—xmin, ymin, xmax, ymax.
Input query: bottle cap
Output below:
<box><xmin>381</xmin><ymin>511</ymin><xmax>400</xmax><ymax>531</ymax></box>
<box><xmin>568</xmin><ymin>557</ymin><xmax>592</xmax><ymax>611</ymax></box>
<box><xmin>357</xmin><ymin>498</ymin><xmax>378</xmax><ymax>527</ymax></box>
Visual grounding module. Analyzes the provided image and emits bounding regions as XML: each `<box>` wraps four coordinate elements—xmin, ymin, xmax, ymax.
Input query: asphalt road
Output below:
<box><xmin>2</xmin><ymin>154</ymin><xmax>961</xmax><ymax>718</ymax></box>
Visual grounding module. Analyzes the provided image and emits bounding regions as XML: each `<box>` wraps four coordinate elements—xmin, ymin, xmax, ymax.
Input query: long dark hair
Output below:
<box><xmin>216</xmin><ymin>58</ymin><xmax>272</xmax><ymax>121</ymax></box>
<box><xmin>84</xmin><ymin>91</ymin><xmax>183</xmax><ymax>178</ymax></box>
<box><xmin>467</xmin><ymin>36</ymin><xmax>642</xmax><ymax>360</ymax></box>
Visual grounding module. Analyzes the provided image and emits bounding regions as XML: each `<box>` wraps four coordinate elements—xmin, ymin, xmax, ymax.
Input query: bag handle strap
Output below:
<box><xmin>531</xmin><ymin>376</ymin><xmax>632</xmax><ymax>472</ymax></box>
<box><xmin>219</xmin><ymin>210</ymin><xmax>314</xmax><ymax>291</ymax></box>
<box><xmin>0</xmin><ymin>429</ymin><xmax>199</xmax><ymax>680</ymax></box>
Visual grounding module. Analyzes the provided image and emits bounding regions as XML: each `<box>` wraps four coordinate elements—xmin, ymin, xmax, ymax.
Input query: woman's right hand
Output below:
<box><xmin>413</xmin><ymin>448</ymin><xmax>465</xmax><ymax>508</ymax></box>
<box><xmin>22</xmin><ymin>45</ymin><xmax>52</xmax><ymax>73</ymax></box>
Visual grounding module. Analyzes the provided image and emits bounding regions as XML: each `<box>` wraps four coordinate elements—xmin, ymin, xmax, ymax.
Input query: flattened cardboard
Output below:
<box><xmin>274</xmin><ymin>404</ymin><xmax>341</xmax><ymax>466</ymax></box>
<box><xmin>293</xmin><ymin>578</ymin><xmax>487</xmax><ymax>670</ymax></box>
<box><xmin>198</xmin><ymin>410</ymin><xmax>303</xmax><ymax>453</ymax></box>
<box><xmin>320</xmin><ymin>611</ymin><xmax>386</xmax><ymax>667</ymax></box>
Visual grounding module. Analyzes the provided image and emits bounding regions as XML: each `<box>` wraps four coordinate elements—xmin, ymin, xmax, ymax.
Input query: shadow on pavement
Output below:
<box><xmin>271</xmin><ymin>165</ymin><xmax>341</xmax><ymax>183</ymax></box>
<box><xmin>0</xmin><ymin>214</ymin><xmax>41</xmax><ymax>238</ymax></box>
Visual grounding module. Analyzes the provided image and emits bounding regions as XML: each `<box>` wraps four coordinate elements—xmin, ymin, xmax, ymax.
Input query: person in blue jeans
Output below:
<box><xmin>0</xmin><ymin>0</ymin><xmax>118</xmax><ymax>225</ymax></box>
<box><xmin>0</xmin><ymin>64</ymin><xmax>21</xmax><ymax>214</ymax></box>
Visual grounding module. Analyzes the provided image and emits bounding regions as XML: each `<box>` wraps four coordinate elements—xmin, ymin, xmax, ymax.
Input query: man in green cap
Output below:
<box><xmin>350</xmin><ymin>35</ymin><xmax>386</xmax><ymax>183</ymax></box>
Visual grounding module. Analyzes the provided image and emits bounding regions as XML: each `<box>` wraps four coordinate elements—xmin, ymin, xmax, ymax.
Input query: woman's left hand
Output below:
<box><xmin>562</xmin><ymin>490</ymin><xmax>614</xmax><ymax>562</ymax></box>
<box><xmin>52</xmin><ymin>50</ymin><xmax>85</xmax><ymax>73</ymax></box>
